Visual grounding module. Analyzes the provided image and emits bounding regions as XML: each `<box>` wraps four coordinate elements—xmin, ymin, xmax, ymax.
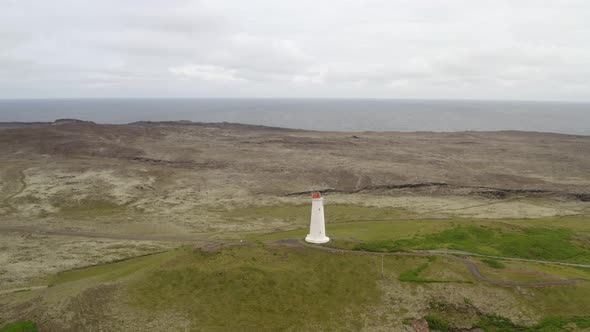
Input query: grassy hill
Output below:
<box><xmin>3</xmin><ymin>238</ymin><xmax>590</xmax><ymax>331</ymax></box>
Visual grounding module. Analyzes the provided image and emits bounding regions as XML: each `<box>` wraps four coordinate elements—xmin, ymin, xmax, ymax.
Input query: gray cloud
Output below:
<box><xmin>1</xmin><ymin>0</ymin><xmax>589</xmax><ymax>100</ymax></box>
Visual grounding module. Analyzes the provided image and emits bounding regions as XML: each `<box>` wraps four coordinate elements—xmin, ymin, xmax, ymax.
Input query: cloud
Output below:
<box><xmin>1</xmin><ymin>0</ymin><xmax>590</xmax><ymax>100</ymax></box>
<box><xmin>169</xmin><ymin>64</ymin><xmax>244</xmax><ymax>82</ymax></box>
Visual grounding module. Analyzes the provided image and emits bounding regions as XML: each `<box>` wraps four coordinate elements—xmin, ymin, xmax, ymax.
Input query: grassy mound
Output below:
<box><xmin>11</xmin><ymin>241</ymin><xmax>590</xmax><ymax>330</ymax></box>
<box><xmin>129</xmin><ymin>245</ymin><xmax>381</xmax><ymax>330</ymax></box>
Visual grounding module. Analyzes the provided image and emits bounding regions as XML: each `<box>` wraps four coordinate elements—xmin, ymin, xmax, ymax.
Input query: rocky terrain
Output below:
<box><xmin>1</xmin><ymin>120</ymin><xmax>589</xmax><ymax>284</ymax></box>
<box><xmin>1</xmin><ymin>120</ymin><xmax>590</xmax><ymax>331</ymax></box>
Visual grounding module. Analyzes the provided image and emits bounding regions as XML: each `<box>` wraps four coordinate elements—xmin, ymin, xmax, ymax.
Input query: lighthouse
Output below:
<box><xmin>305</xmin><ymin>192</ymin><xmax>330</xmax><ymax>244</ymax></box>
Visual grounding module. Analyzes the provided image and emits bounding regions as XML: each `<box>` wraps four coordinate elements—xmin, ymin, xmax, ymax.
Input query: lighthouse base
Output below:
<box><xmin>305</xmin><ymin>235</ymin><xmax>330</xmax><ymax>244</ymax></box>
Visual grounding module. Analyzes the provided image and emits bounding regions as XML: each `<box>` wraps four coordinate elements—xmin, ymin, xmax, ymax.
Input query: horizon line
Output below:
<box><xmin>1</xmin><ymin>97</ymin><xmax>590</xmax><ymax>104</ymax></box>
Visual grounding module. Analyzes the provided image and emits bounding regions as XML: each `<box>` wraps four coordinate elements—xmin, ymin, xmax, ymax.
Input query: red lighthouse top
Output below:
<box><xmin>312</xmin><ymin>192</ymin><xmax>322</xmax><ymax>199</ymax></box>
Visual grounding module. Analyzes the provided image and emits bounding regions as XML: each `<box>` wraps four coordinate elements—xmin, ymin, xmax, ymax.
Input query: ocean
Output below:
<box><xmin>0</xmin><ymin>98</ymin><xmax>588</xmax><ymax>135</ymax></box>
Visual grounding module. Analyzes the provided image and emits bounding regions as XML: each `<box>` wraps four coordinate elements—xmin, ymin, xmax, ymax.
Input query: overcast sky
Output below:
<box><xmin>1</xmin><ymin>0</ymin><xmax>589</xmax><ymax>100</ymax></box>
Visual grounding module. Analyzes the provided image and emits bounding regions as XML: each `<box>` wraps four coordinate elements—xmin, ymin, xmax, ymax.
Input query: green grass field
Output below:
<box><xmin>5</xmin><ymin>204</ymin><xmax>590</xmax><ymax>331</ymax></box>
<box><xmin>9</xmin><ymin>240</ymin><xmax>590</xmax><ymax>331</ymax></box>
<box><xmin>353</xmin><ymin>224</ymin><xmax>590</xmax><ymax>263</ymax></box>
<box><xmin>256</xmin><ymin>206</ymin><xmax>590</xmax><ymax>264</ymax></box>
<box><xmin>129</xmin><ymin>245</ymin><xmax>382</xmax><ymax>331</ymax></box>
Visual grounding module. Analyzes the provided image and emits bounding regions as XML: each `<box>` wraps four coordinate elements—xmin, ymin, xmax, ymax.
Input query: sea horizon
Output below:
<box><xmin>1</xmin><ymin>98</ymin><xmax>589</xmax><ymax>135</ymax></box>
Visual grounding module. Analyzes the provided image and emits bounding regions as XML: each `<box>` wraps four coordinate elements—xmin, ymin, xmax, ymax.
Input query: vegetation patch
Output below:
<box><xmin>424</xmin><ymin>311</ymin><xmax>590</xmax><ymax>332</ymax></box>
<box><xmin>256</xmin><ymin>213</ymin><xmax>454</xmax><ymax>242</ymax></box>
<box><xmin>48</xmin><ymin>250</ymin><xmax>175</xmax><ymax>286</ymax></box>
<box><xmin>57</xmin><ymin>198</ymin><xmax>126</xmax><ymax>218</ymax></box>
<box><xmin>398</xmin><ymin>259</ymin><xmax>444</xmax><ymax>283</ymax></box>
<box><xmin>129</xmin><ymin>245</ymin><xmax>382</xmax><ymax>330</ymax></box>
<box><xmin>398</xmin><ymin>258</ymin><xmax>462</xmax><ymax>283</ymax></box>
<box><xmin>481</xmin><ymin>258</ymin><xmax>506</xmax><ymax>269</ymax></box>
<box><xmin>399</xmin><ymin>262</ymin><xmax>431</xmax><ymax>282</ymax></box>
<box><xmin>427</xmin><ymin>299</ymin><xmax>481</xmax><ymax>328</ymax></box>
<box><xmin>225</xmin><ymin>204</ymin><xmax>412</xmax><ymax>227</ymax></box>
<box><xmin>354</xmin><ymin>225</ymin><xmax>590</xmax><ymax>263</ymax></box>
<box><xmin>475</xmin><ymin>314</ymin><xmax>590</xmax><ymax>331</ymax></box>
<box><xmin>0</xmin><ymin>321</ymin><xmax>37</xmax><ymax>332</ymax></box>
<box><xmin>424</xmin><ymin>314</ymin><xmax>451</xmax><ymax>331</ymax></box>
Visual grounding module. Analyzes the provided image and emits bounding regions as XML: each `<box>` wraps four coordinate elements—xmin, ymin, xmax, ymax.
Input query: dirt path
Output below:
<box><xmin>275</xmin><ymin>239</ymin><xmax>590</xmax><ymax>287</ymax></box>
<box><xmin>4</xmin><ymin>168</ymin><xmax>27</xmax><ymax>201</ymax></box>
<box><xmin>0</xmin><ymin>286</ymin><xmax>47</xmax><ymax>296</ymax></box>
<box><xmin>0</xmin><ymin>226</ymin><xmax>220</xmax><ymax>243</ymax></box>
<box><xmin>1</xmin><ymin>168</ymin><xmax>27</xmax><ymax>214</ymax></box>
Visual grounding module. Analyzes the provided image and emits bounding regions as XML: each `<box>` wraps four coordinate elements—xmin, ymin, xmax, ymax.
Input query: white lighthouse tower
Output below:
<box><xmin>305</xmin><ymin>192</ymin><xmax>330</xmax><ymax>244</ymax></box>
